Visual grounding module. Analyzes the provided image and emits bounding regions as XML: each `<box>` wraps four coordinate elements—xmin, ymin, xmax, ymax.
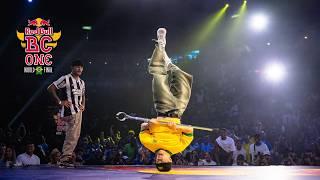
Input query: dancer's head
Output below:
<box><xmin>71</xmin><ymin>60</ymin><xmax>84</xmax><ymax>76</ymax></box>
<box><xmin>155</xmin><ymin>149</ymin><xmax>172</xmax><ymax>172</ymax></box>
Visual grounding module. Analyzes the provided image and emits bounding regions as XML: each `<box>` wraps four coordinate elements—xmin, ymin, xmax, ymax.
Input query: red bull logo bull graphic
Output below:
<box><xmin>16</xmin><ymin>18</ymin><xmax>61</xmax><ymax>75</ymax></box>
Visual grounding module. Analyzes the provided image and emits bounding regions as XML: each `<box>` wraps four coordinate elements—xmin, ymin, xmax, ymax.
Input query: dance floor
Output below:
<box><xmin>0</xmin><ymin>165</ymin><xmax>319</xmax><ymax>180</ymax></box>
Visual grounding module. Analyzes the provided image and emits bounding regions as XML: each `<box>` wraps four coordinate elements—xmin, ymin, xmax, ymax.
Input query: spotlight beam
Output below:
<box><xmin>226</xmin><ymin>0</ymin><xmax>247</xmax><ymax>44</ymax></box>
<box><xmin>192</xmin><ymin>4</ymin><xmax>229</xmax><ymax>49</ymax></box>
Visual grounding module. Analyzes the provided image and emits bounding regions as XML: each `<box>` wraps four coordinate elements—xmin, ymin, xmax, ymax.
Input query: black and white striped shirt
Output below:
<box><xmin>52</xmin><ymin>74</ymin><xmax>85</xmax><ymax>117</ymax></box>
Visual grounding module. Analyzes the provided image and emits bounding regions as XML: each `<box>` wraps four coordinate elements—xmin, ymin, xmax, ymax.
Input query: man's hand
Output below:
<box><xmin>178</xmin><ymin>126</ymin><xmax>193</xmax><ymax>134</ymax></box>
<box><xmin>149</xmin><ymin>118</ymin><xmax>160</xmax><ymax>126</ymax></box>
<box><xmin>61</xmin><ymin>100</ymin><xmax>72</xmax><ymax>108</ymax></box>
<box><xmin>167</xmin><ymin>121</ymin><xmax>177</xmax><ymax>131</ymax></box>
<box><xmin>147</xmin><ymin>118</ymin><xmax>160</xmax><ymax>130</ymax></box>
<box><xmin>141</xmin><ymin>123</ymin><xmax>149</xmax><ymax>131</ymax></box>
<box><xmin>79</xmin><ymin>104</ymin><xmax>85</xmax><ymax>112</ymax></box>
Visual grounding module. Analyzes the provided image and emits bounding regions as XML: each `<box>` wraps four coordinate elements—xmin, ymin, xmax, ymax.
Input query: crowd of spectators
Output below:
<box><xmin>1</xmin><ymin>118</ymin><xmax>319</xmax><ymax>167</ymax></box>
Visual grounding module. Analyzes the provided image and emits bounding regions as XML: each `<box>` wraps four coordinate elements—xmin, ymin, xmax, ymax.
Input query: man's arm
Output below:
<box><xmin>144</xmin><ymin>118</ymin><xmax>192</xmax><ymax>133</ymax></box>
<box><xmin>167</xmin><ymin>122</ymin><xmax>193</xmax><ymax>134</ymax></box>
<box><xmin>82</xmin><ymin>95</ymin><xmax>85</xmax><ymax>107</ymax></box>
<box><xmin>249</xmin><ymin>144</ymin><xmax>255</xmax><ymax>164</ymax></box>
<box><xmin>47</xmin><ymin>84</ymin><xmax>61</xmax><ymax>105</ymax></box>
<box><xmin>214</xmin><ymin>141</ymin><xmax>221</xmax><ymax>165</ymax></box>
<box><xmin>36</xmin><ymin>156</ymin><xmax>40</xmax><ymax>165</ymax></box>
<box><xmin>263</xmin><ymin>144</ymin><xmax>271</xmax><ymax>155</ymax></box>
<box><xmin>80</xmin><ymin>81</ymin><xmax>86</xmax><ymax>112</ymax></box>
<box><xmin>47</xmin><ymin>84</ymin><xmax>71</xmax><ymax>107</ymax></box>
<box><xmin>16</xmin><ymin>155</ymin><xmax>23</xmax><ymax>166</ymax></box>
<box><xmin>178</xmin><ymin>126</ymin><xmax>193</xmax><ymax>134</ymax></box>
<box><xmin>228</xmin><ymin>139</ymin><xmax>236</xmax><ymax>164</ymax></box>
<box><xmin>80</xmin><ymin>94</ymin><xmax>85</xmax><ymax>112</ymax></box>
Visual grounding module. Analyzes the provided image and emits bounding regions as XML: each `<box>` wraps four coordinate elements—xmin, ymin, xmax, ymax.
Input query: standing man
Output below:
<box><xmin>139</xmin><ymin>28</ymin><xmax>194</xmax><ymax>172</ymax></box>
<box><xmin>47</xmin><ymin>60</ymin><xmax>85</xmax><ymax>166</ymax></box>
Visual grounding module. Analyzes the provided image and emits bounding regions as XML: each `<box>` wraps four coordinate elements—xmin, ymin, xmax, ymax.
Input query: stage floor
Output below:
<box><xmin>0</xmin><ymin>165</ymin><xmax>319</xmax><ymax>180</ymax></box>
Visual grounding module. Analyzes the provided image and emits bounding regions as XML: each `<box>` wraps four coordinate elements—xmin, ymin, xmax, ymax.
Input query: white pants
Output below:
<box><xmin>61</xmin><ymin>112</ymin><xmax>82</xmax><ymax>159</ymax></box>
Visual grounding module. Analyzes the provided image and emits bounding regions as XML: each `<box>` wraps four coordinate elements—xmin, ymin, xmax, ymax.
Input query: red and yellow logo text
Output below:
<box><xmin>17</xmin><ymin>18</ymin><xmax>61</xmax><ymax>75</ymax></box>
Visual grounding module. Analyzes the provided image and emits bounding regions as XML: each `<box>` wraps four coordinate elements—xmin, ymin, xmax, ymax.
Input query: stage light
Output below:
<box><xmin>193</xmin><ymin>4</ymin><xmax>229</xmax><ymax>48</ymax></box>
<box><xmin>82</xmin><ymin>26</ymin><xmax>92</xmax><ymax>31</ymax></box>
<box><xmin>249</xmin><ymin>13</ymin><xmax>268</xmax><ymax>32</ymax></box>
<box><xmin>231</xmin><ymin>14</ymin><xmax>239</xmax><ymax>19</ymax></box>
<box><xmin>226</xmin><ymin>0</ymin><xmax>247</xmax><ymax>44</ymax></box>
<box><xmin>304</xmin><ymin>36</ymin><xmax>308</xmax><ymax>39</ymax></box>
<box><xmin>263</xmin><ymin>62</ymin><xmax>286</xmax><ymax>83</ymax></box>
<box><xmin>267</xmin><ymin>42</ymin><xmax>271</xmax><ymax>46</ymax></box>
<box><xmin>191</xmin><ymin>50</ymin><xmax>200</xmax><ymax>54</ymax></box>
<box><xmin>28</xmin><ymin>0</ymin><xmax>32</xmax><ymax>2</ymax></box>
<box><xmin>186</xmin><ymin>50</ymin><xmax>200</xmax><ymax>60</ymax></box>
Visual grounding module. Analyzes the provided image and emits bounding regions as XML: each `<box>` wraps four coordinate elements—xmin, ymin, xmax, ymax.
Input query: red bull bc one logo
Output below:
<box><xmin>16</xmin><ymin>18</ymin><xmax>61</xmax><ymax>75</ymax></box>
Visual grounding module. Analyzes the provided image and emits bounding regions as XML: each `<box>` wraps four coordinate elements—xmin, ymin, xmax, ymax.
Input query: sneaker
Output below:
<box><xmin>59</xmin><ymin>155</ymin><xmax>74</xmax><ymax>167</ymax></box>
<box><xmin>58</xmin><ymin>160</ymin><xmax>74</xmax><ymax>168</ymax></box>
<box><xmin>156</xmin><ymin>28</ymin><xmax>167</xmax><ymax>50</ymax></box>
<box><xmin>61</xmin><ymin>162</ymin><xmax>74</xmax><ymax>167</ymax></box>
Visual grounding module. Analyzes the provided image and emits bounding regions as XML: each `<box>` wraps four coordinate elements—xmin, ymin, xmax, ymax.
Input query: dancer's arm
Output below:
<box><xmin>167</xmin><ymin>122</ymin><xmax>193</xmax><ymax>134</ymax></box>
<box><xmin>178</xmin><ymin>126</ymin><xmax>193</xmax><ymax>134</ymax></box>
<box><xmin>141</xmin><ymin>119</ymin><xmax>160</xmax><ymax>132</ymax></box>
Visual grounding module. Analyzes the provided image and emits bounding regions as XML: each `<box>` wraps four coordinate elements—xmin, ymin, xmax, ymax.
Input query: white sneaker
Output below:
<box><xmin>156</xmin><ymin>28</ymin><xmax>167</xmax><ymax>50</ymax></box>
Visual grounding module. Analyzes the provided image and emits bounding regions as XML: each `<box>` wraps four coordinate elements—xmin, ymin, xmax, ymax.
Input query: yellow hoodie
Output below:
<box><xmin>139</xmin><ymin>118</ymin><xmax>193</xmax><ymax>155</ymax></box>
